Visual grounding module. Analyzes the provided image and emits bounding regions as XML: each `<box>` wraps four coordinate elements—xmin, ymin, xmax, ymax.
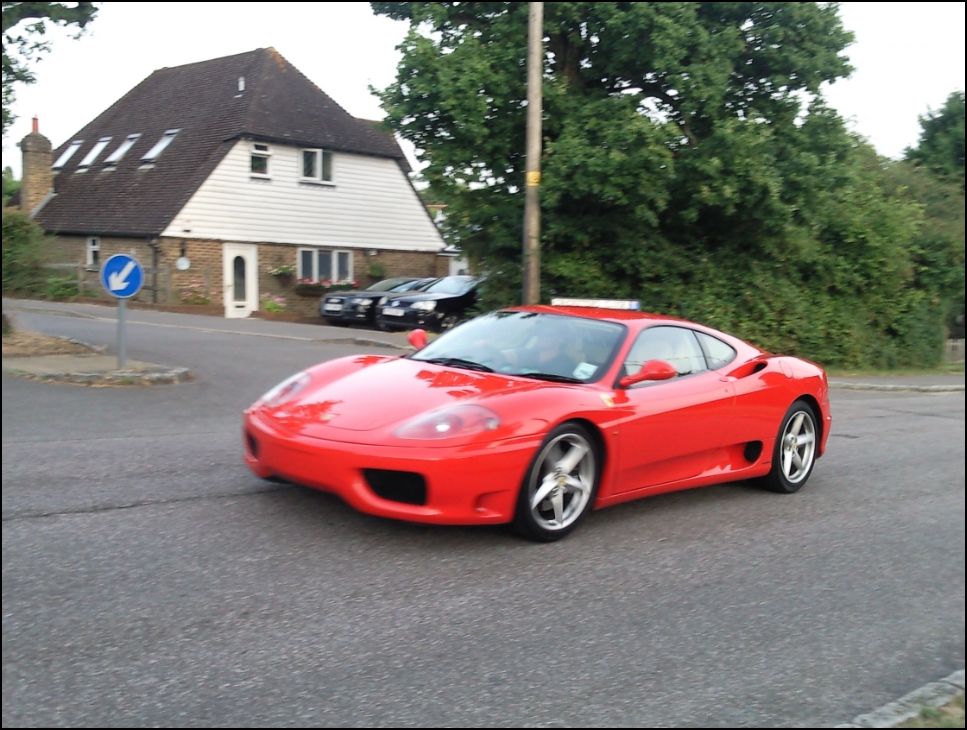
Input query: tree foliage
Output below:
<box><xmin>2</xmin><ymin>1</ymin><xmax>98</xmax><ymax>134</ymax></box>
<box><xmin>901</xmin><ymin>91</ymin><xmax>966</xmax><ymax>337</ymax></box>
<box><xmin>1</xmin><ymin>208</ymin><xmax>48</xmax><ymax>294</ymax></box>
<box><xmin>374</xmin><ymin>1</ymin><xmax>960</xmax><ymax>367</ymax></box>
<box><xmin>905</xmin><ymin>91</ymin><xmax>965</xmax><ymax>188</ymax></box>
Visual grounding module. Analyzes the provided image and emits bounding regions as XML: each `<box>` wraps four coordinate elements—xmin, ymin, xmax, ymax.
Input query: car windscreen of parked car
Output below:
<box><xmin>421</xmin><ymin>276</ymin><xmax>477</xmax><ymax>296</ymax></box>
<box><xmin>367</xmin><ymin>277</ymin><xmax>420</xmax><ymax>292</ymax></box>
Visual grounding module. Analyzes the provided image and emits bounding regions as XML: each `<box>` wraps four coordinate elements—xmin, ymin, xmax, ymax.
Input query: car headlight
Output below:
<box><xmin>257</xmin><ymin>371</ymin><xmax>310</xmax><ymax>408</ymax></box>
<box><xmin>411</xmin><ymin>300</ymin><xmax>437</xmax><ymax>312</ymax></box>
<box><xmin>378</xmin><ymin>297</ymin><xmax>388</xmax><ymax>306</ymax></box>
<box><xmin>395</xmin><ymin>404</ymin><xmax>500</xmax><ymax>440</ymax></box>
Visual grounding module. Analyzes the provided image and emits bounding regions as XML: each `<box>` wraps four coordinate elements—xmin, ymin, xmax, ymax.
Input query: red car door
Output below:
<box><xmin>610</xmin><ymin>326</ymin><xmax>735</xmax><ymax>493</ymax></box>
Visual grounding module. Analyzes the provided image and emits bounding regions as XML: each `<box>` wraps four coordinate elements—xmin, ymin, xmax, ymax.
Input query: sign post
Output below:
<box><xmin>99</xmin><ymin>254</ymin><xmax>144</xmax><ymax>369</ymax></box>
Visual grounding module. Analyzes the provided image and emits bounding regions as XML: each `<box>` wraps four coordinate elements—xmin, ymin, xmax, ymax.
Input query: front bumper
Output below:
<box><xmin>377</xmin><ymin>307</ymin><xmax>442</xmax><ymax>331</ymax></box>
<box><xmin>243</xmin><ymin>411</ymin><xmax>537</xmax><ymax>525</ymax></box>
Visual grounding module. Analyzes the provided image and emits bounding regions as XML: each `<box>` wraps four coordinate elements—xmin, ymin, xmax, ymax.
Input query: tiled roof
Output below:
<box><xmin>35</xmin><ymin>48</ymin><xmax>407</xmax><ymax>237</ymax></box>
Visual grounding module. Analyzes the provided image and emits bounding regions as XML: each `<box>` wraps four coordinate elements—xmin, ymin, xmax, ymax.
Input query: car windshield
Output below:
<box><xmin>396</xmin><ymin>278</ymin><xmax>438</xmax><ymax>292</ymax></box>
<box><xmin>423</xmin><ymin>276</ymin><xmax>477</xmax><ymax>296</ymax></box>
<box><xmin>410</xmin><ymin>311</ymin><xmax>626</xmax><ymax>383</ymax></box>
<box><xmin>367</xmin><ymin>278</ymin><xmax>415</xmax><ymax>292</ymax></box>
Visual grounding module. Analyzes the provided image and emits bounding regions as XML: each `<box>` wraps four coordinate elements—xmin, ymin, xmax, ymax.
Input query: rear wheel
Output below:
<box><xmin>513</xmin><ymin>423</ymin><xmax>600</xmax><ymax>541</ymax></box>
<box><xmin>759</xmin><ymin>400</ymin><xmax>818</xmax><ymax>493</ymax></box>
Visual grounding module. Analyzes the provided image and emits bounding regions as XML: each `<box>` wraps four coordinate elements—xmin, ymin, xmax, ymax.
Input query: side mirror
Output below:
<box><xmin>407</xmin><ymin>328</ymin><xmax>429</xmax><ymax>350</ymax></box>
<box><xmin>618</xmin><ymin>359</ymin><xmax>677</xmax><ymax>388</ymax></box>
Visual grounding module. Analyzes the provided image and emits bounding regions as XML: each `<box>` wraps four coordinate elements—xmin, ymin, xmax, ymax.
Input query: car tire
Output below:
<box><xmin>758</xmin><ymin>399</ymin><xmax>819</xmax><ymax>494</ymax></box>
<box><xmin>439</xmin><ymin>313</ymin><xmax>462</xmax><ymax>331</ymax></box>
<box><xmin>512</xmin><ymin>422</ymin><xmax>601</xmax><ymax>542</ymax></box>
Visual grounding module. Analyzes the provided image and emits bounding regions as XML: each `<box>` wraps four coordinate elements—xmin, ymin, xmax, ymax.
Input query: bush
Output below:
<box><xmin>42</xmin><ymin>275</ymin><xmax>80</xmax><ymax>301</ymax></box>
<box><xmin>261</xmin><ymin>294</ymin><xmax>287</xmax><ymax>312</ymax></box>
<box><xmin>1</xmin><ymin>211</ymin><xmax>48</xmax><ymax>295</ymax></box>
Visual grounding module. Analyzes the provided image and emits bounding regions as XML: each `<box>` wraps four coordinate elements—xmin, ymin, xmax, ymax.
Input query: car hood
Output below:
<box><xmin>263</xmin><ymin>356</ymin><xmax>545</xmax><ymax>437</ymax></box>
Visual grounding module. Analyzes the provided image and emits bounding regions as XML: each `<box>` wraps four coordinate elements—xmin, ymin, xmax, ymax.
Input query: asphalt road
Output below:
<box><xmin>3</xmin><ymin>302</ymin><xmax>964</xmax><ymax>727</ymax></box>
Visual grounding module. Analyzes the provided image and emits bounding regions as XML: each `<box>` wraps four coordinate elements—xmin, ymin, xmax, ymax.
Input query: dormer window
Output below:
<box><xmin>141</xmin><ymin>129</ymin><xmax>180</xmax><ymax>163</ymax></box>
<box><xmin>77</xmin><ymin>136</ymin><xmax>112</xmax><ymax>170</ymax></box>
<box><xmin>250</xmin><ymin>143</ymin><xmax>271</xmax><ymax>177</ymax></box>
<box><xmin>104</xmin><ymin>133</ymin><xmax>142</xmax><ymax>166</ymax></box>
<box><xmin>52</xmin><ymin>140</ymin><xmax>83</xmax><ymax>169</ymax></box>
<box><xmin>301</xmin><ymin>148</ymin><xmax>333</xmax><ymax>183</ymax></box>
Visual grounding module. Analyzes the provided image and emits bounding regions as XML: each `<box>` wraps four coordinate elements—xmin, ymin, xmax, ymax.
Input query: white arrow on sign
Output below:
<box><xmin>108</xmin><ymin>261</ymin><xmax>136</xmax><ymax>291</ymax></box>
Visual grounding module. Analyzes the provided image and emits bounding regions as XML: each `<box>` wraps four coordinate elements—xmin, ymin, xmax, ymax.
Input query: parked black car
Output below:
<box><xmin>376</xmin><ymin>275</ymin><xmax>483</xmax><ymax>332</ymax></box>
<box><xmin>320</xmin><ymin>277</ymin><xmax>438</xmax><ymax>327</ymax></box>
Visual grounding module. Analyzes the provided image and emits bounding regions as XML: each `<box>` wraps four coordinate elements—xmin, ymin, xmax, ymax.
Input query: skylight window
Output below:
<box><xmin>77</xmin><ymin>136</ymin><xmax>112</xmax><ymax>169</ymax></box>
<box><xmin>141</xmin><ymin>129</ymin><xmax>180</xmax><ymax>162</ymax></box>
<box><xmin>52</xmin><ymin>140</ymin><xmax>83</xmax><ymax>169</ymax></box>
<box><xmin>104</xmin><ymin>133</ymin><xmax>142</xmax><ymax>166</ymax></box>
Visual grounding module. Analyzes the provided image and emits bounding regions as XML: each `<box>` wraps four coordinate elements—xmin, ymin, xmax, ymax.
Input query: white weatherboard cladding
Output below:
<box><xmin>163</xmin><ymin>142</ymin><xmax>443</xmax><ymax>251</ymax></box>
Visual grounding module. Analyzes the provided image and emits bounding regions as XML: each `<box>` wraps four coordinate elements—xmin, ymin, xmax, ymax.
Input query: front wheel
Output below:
<box><xmin>759</xmin><ymin>400</ymin><xmax>818</xmax><ymax>493</ymax></box>
<box><xmin>513</xmin><ymin>423</ymin><xmax>600</xmax><ymax>541</ymax></box>
<box><xmin>438</xmin><ymin>313</ymin><xmax>462</xmax><ymax>331</ymax></box>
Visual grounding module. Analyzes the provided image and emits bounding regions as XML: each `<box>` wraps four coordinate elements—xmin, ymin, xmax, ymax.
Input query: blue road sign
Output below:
<box><xmin>100</xmin><ymin>254</ymin><xmax>144</xmax><ymax>299</ymax></box>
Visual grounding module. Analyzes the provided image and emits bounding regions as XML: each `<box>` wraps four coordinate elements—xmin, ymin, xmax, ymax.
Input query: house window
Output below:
<box><xmin>301</xmin><ymin>149</ymin><xmax>333</xmax><ymax>183</ymax></box>
<box><xmin>298</xmin><ymin>248</ymin><xmax>353</xmax><ymax>283</ymax></box>
<box><xmin>86</xmin><ymin>237</ymin><xmax>101</xmax><ymax>268</ymax></box>
<box><xmin>53</xmin><ymin>140</ymin><xmax>84</xmax><ymax>169</ymax></box>
<box><xmin>141</xmin><ymin>129</ymin><xmax>180</xmax><ymax>162</ymax></box>
<box><xmin>77</xmin><ymin>137</ymin><xmax>112</xmax><ymax>170</ymax></box>
<box><xmin>104</xmin><ymin>133</ymin><xmax>141</xmax><ymax>166</ymax></box>
<box><xmin>251</xmin><ymin>143</ymin><xmax>271</xmax><ymax>176</ymax></box>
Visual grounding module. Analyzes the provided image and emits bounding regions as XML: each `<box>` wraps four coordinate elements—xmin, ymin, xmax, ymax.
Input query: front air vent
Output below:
<box><xmin>363</xmin><ymin>469</ymin><xmax>427</xmax><ymax>505</ymax></box>
<box><xmin>245</xmin><ymin>430</ymin><xmax>259</xmax><ymax>458</ymax></box>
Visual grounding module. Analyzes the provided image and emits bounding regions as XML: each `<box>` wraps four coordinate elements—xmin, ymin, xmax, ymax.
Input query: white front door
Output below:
<box><xmin>223</xmin><ymin>243</ymin><xmax>258</xmax><ymax>318</ymax></box>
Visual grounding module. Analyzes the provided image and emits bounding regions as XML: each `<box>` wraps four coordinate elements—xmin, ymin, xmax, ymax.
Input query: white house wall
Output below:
<box><xmin>163</xmin><ymin>142</ymin><xmax>443</xmax><ymax>251</ymax></box>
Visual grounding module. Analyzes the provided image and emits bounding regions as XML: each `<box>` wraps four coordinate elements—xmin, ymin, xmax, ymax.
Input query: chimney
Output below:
<box><xmin>19</xmin><ymin>116</ymin><xmax>53</xmax><ymax>216</ymax></box>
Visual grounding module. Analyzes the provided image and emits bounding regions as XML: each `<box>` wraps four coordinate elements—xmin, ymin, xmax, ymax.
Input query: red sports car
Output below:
<box><xmin>243</xmin><ymin>305</ymin><xmax>831</xmax><ymax>541</ymax></box>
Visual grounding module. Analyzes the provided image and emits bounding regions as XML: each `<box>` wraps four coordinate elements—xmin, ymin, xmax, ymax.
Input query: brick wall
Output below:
<box><xmin>260</xmin><ymin>245</ymin><xmax>445</xmax><ymax>318</ymax></box>
<box><xmin>43</xmin><ymin>235</ymin><xmax>444</xmax><ymax>318</ymax></box>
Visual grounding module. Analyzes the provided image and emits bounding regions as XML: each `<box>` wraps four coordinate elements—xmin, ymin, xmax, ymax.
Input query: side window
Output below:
<box><xmin>86</xmin><ymin>237</ymin><xmax>101</xmax><ymax>268</ymax></box>
<box><xmin>250</xmin><ymin>143</ymin><xmax>271</xmax><ymax>176</ymax></box>
<box><xmin>695</xmin><ymin>331</ymin><xmax>737</xmax><ymax>370</ymax></box>
<box><xmin>624</xmin><ymin>326</ymin><xmax>708</xmax><ymax>377</ymax></box>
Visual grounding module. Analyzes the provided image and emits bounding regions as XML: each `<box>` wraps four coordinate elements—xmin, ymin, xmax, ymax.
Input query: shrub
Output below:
<box><xmin>1</xmin><ymin>211</ymin><xmax>48</xmax><ymax>295</ymax></box>
<box><xmin>261</xmin><ymin>294</ymin><xmax>287</xmax><ymax>312</ymax></box>
<box><xmin>43</xmin><ymin>275</ymin><xmax>80</xmax><ymax>301</ymax></box>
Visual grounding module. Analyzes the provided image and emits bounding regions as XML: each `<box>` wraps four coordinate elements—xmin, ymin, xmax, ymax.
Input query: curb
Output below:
<box><xmin>319</xmin><ymin>336</ymin><xmax>408</xmax><ymax>350</ymax></box>
<box><xmin>3</xmin><ymin>333</ymin><xmax>193</xmax><ymax>386</ymax></box>
<box><xmin>5</xmin><ymin>366</ymin><xmax>193</xmax><ymax>386</ymax></box>
<box><xmin>829</xmin><ymin>382</ymin><xmax>965</xmax><ymax>393</ymax></box>
<box><xmin>835</xmin><ymin>669</ymin><xmax>965</xmax><ymax>728</ymax></box>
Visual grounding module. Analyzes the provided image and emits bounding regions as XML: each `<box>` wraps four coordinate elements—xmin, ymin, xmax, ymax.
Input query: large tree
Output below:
<box><xmin>374</xmin><ymin>1</ymin><xmax>955</xmax><ymax>367</ymax></box>
<box><xmin>905</xmin><ymin>91</ymin><xmax>965</xmax><ymax>189</ymax></box>
<box><xmin>2</xmin><ymin>1</ymin><xmax>98</xmax><ymax>135</ymax></box>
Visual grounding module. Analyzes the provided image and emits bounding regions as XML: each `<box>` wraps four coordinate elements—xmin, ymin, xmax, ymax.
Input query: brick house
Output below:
<box><xmin>16</xmin><ymin>48</ymin><xmax>447</xmax><ymax>318</ymax></box>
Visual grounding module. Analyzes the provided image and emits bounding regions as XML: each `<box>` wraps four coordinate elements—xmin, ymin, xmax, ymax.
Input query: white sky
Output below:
<box><xmin>3</xmin><ymin>1</ymin><xmax>965</xmax><ymax>178</ymax></box>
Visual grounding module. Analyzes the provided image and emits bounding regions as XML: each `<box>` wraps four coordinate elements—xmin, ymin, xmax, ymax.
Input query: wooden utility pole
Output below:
<box><xmin>522</xmin><ymin>1</ymin><xmax>543</xmax><ymax>304</ymax></box>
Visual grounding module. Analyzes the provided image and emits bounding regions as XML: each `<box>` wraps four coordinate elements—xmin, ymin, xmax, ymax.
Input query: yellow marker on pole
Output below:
<box><xmin>526</xmin><ymin>170</ymin><xmax>541</xmax><ymax>187</ymax></box>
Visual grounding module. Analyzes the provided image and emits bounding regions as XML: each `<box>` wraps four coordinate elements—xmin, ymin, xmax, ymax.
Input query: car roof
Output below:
<box><xmin>507</xmin><ymin>304</ymin><xmax>692</xmax><ymax>326</ymax></box>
